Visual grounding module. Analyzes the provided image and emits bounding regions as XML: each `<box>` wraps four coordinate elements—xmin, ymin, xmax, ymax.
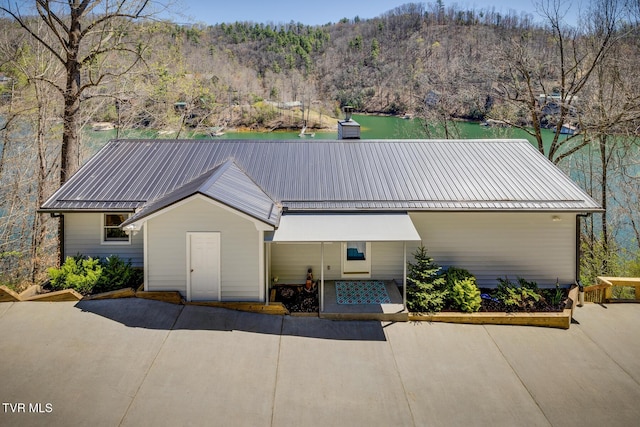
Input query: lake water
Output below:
<box><xmin>85</xmin><ymin>114</ymin><xmax>560</xmax><ymax>150</ymax></box>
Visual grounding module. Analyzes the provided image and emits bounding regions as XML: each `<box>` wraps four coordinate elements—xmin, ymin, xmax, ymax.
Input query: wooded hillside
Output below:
<box><xmin>1</xmin><ymin>0</ymin><xmax>639</xmax><ymax>287</ymax></box>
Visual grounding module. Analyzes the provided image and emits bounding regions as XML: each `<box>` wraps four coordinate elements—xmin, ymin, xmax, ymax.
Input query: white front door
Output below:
<box><xmin>341</xmin><ymin>241</ymin><xmax>372</xmax><ymax>279</ymax></box>
<box><xmin>187</xmin><ymin>232</ymin><xmax>220</xmax><ymax>301</ymax></box>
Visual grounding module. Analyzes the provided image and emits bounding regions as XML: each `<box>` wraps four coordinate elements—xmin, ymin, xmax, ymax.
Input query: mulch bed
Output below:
<box><xmin>272</xmin><ymin>285</ymin><xmax>318</xmax><ymax>313</ymax></box>
<box><xmin>272</xmin><ymin>285</ymin><xmax>568</xmax><ymax>314</ymax></box>
<box><xmin>476</xmin><ymin>287</ymin><xmax>569</xmax><ymax>313</ymax></box>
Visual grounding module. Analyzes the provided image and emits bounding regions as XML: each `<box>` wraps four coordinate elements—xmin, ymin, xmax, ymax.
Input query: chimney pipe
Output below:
<box><xmin>337</xmin><ymin>106</ymin><xmax>360</xmax><ymax>140</ymax></box>
<box><xmin>343</xmin><ymin>105</ymin><xmax>354</xmax><ymax>121</ymax></box>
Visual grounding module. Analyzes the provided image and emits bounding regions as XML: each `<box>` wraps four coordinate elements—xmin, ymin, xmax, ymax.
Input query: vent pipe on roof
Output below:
<box><xmin>338</xmin><ymin>106</ymin><xmax>360</xmax><ymax>140</ymax></box>
<box><xmin>344</xmin><ymin>106</ymin><xmax>354</xmax><ymax>121</ymax></box>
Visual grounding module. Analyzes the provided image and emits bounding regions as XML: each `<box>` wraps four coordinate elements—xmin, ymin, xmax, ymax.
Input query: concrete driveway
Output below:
<box><xmin>1</xmin><ymin>300</ymin><xmax>639</xmax><ymax>427</ymax></box>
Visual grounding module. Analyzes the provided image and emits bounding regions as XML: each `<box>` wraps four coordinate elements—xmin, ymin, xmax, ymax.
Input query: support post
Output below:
<box><xmin>403</xmin><ymin>241</ymin><xmax>407</xmax><ymax>311</ymax></box>
<box><xmin>265</xmin><ymin>242</ymin><xmax>270</xmax><ymax>305</ymax></box>
<box><xmin>320</xmin><ymin>242</ymin><xmax>325</xmax><ymax>313</ymax></box>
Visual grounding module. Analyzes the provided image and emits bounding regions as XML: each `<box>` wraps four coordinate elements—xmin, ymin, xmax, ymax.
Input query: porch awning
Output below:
<box><xmin>270</xmin><ymin>214</ymin><xmax>421</xmax><ymax>242</ymax></box>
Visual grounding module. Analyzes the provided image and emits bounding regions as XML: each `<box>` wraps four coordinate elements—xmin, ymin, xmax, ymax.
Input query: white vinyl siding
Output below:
<box><xmin>270</xmin><ymin>213</ymin><xmax>576</xmax><ymax>287</ymax></box>
<box><xmin>409</xmin><ymin>212</ymin><xmax>576</xmax><ymax>286</ymax></box>
<box><xmin>271</xmin><ymin>243</ymin><xmax>339</xmax><ymax>284</ymax></box>
<box><xmin>145</xmin><ymin>197</ymin><xmax>262</xmax><ymax>301</ymax></box>
<box><xmin>270</xmin><ymin>241</ymin><xmax>407</xmax><ymax>284</ymax></box>
<box><xmin>64</xmin><ymin>213</ymin><xmax>143</xmax><ymax>266</ymax></box>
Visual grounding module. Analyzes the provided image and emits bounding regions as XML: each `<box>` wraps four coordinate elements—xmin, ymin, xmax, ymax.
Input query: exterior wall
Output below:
<box><xmin>63</xmin><ymin>213</ymin><xmax>144</xmax><ymax>266</ymax></box>
<box><xmin>409</xmin><ymin>212</ymin><xmax>577</xmax><ymax>287</ymax></box>
<box><xmin>270</xmin><ymin>241</ymin><xmax>407</xmax><ymax>284</ymax></box>
<box><xmin>271</xmin><ymin>243</ymin><xmax>339</xmax><ymax>284</ymax></box>
<box><xmin>269</xmin><ymin>212</ymin><xmax>576</xmax><ymax>288</ymax></box>
<box><xmin>145</xmin><ymin>197</ymin><xmax>262</xmax><ymax>301</ymax></box>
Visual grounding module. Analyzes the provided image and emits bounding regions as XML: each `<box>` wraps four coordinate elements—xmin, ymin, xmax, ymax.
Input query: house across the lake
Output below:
<box><xmin>40</xmin><ymin>128</ymin><xmax>601</xmax><ymax>317</ymax></box>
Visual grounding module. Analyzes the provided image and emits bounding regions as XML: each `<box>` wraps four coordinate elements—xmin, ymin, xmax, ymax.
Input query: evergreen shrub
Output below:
<box><xmin>406</xmin><ymin>246</ymin><xmax>447</xmax><ymax>313</ymax></box>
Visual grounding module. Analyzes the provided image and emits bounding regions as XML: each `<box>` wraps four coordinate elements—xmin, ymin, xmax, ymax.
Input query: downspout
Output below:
<box><xmin>576</xmin><ymin>213</ymin><xmax>590</xmax><ymax>307</ymax></box>
<box><xmin>320</xmin><ymin>242</ymin><xmax>325</xmax><ymax>313</ymax></box>
<box><xmin>50</xmin><ymin>213</ymin><xmax>64</xmax><ymax>266</ymax></box>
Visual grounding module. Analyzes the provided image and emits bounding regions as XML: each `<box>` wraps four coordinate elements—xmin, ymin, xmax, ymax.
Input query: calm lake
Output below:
<box><xmin>86</xmin><ymin>114</ymin><xmax>560</xmax><ymax>152</ymax></box>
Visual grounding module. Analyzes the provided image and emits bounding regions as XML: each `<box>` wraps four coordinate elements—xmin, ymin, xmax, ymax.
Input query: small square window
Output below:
<box><xmin>103</xmin><ymin>214</ymin><xmax>130</xmax><ymax>243</ymax></box>
<box><xmin>346</xmin><ymin>241</ymin><xmax>366</xmax><ymax>261</ymax></box>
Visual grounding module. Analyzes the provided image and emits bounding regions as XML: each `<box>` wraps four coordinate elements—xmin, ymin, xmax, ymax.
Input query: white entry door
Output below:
<box><xmin>187</xmin><ymin>232</ymin><xmax>220</xmax><ymax>301</ymax></box>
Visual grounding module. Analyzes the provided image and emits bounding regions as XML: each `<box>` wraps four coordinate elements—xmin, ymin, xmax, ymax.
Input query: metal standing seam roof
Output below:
<box><xmin>40</xmin><ymin>139</ymin><xmax>602</xmax><ymax>226</ymax></box>
<box><xmin>120</xmin><ymin>159</ymin><xmax>279</xmax><ymax>227</ymax></box>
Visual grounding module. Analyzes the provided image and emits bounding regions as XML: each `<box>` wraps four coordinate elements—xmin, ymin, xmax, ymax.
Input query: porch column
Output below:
<box><xmin>265</xmin><ymin>242</ymin><xmax>271</xmax><ymax>305</ymax></box>
<box><xmin>403</xmin><ymin>241</ymin><xmax>407</xmax><ymax>310</ymax></box>
<box><xmin>320</xmin><ymin>242</ymin><xmax>325</xmax><ymax>312</ymax></box>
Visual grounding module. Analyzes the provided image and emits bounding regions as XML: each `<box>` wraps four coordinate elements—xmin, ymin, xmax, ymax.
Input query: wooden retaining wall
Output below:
<box><xmin>408</xmin><ymin>285</ymin><xmax>578</xmax><ymax>330</ymax></box>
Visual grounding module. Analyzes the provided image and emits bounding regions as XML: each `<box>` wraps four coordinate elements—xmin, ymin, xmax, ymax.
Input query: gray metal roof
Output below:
<box><xmin>40</xmin><ymin>139</ymin><xmax>602</xmax><ymax>224</ymax></box>
<box><xmin>120</xmin><ymin>159</ymin><xmax>279</xmax><ymax>226</ymax></box>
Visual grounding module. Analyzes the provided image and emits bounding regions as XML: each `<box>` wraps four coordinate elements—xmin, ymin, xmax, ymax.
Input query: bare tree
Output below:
<box><xmin>493</xmin><ymin>0</ymin><xmax>623</xmax><ymax>164</ymax></box>
<box><xmin>0</xmin><ymin>0</ymin><xmax>159</xmax><ymax>184</ymax></box>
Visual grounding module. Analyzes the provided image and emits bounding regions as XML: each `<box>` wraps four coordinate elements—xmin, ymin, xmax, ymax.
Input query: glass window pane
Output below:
<box><xmin>105</xmin><ymin>214</ymin><xmax>126</xmax><ymax>226</ymax></box>
<box><xmin>346</xmin><ymin>241</ymin><xmax>366</xmax><ymax>260</ymax></box>
<box><xmin>105</xmin><ymin>227</ymin><xmax>128</xmax><ymax>241</ymax></box>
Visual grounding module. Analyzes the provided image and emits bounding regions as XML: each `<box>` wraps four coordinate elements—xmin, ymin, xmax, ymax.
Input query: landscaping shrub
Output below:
<box><xmin>545</xmin><ymin>282</ymin><xmax>566</xmax><ymax>307</ymax></box>
<box><xmin>441</xmin><ymin>266</ymin><xmax>481</xmax><ymax>312</ymax></box>
<box><xmin>94</xmin><ymin>255</ymin><xmax>143</xmax><ymax>294</ymax></box>
<box><xmin>450</xmin><ymin>277</ymin><xmax>482</xmax><ymax>313</ymax></box>
<box><xmin>48</xmin><ymin>255</ymin><xmax>102</xmax><ymax>295</ymax></box>
<box><xmin>496</xmin><ymin>277</ymin><xmax>542</xmax><ymax>311</ymax></box>
<box><xmin>406</xmin><ymin>246</ymin><xmax>447</xmax><ymax>313</ymax></box>
<box><xmin>48</xmin><ymin>254</ymin><xmax>142</xmax><ymax>295</ymax></box>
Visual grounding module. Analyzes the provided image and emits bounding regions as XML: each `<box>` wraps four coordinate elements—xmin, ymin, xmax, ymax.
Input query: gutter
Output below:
<box><xmin>50</xmin><ymin>213</ymin><xmax>65</xmax><ymax>266</ymax></box>
<box><xmin>576</xmin><ymin>213</ymin><xmax>590</xmax><ymax>306</ymax></box>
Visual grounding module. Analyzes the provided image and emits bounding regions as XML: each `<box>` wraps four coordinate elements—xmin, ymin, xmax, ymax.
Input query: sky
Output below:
<box><xmin>165</xmin><ymin>0</ymin><xmax>583</xmax><ymax>27</ymax></box>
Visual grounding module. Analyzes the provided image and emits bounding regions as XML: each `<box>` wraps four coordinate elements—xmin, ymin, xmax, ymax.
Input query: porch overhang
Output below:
<box><xmin>270</xmin><ymin>213</ymin><xmax>421</xmax><ymax>242</ymax></box>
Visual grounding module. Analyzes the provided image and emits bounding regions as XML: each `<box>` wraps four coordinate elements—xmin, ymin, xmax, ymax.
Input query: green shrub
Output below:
<box><xmin>406</xmin><ymin>246</ymin><xmax>447</xmax><ymax>313</ymax></box>
<box><xmin>443</xmin><ymin>266</ymin><xmax>472</xmax><ymax>296</ymax></box>
<box><xmin>451</xmin><ymin>277</ymin><xmax>481</xmax><ymax>312</ymax></box>
<box><xmin>94</xmin><ymin>255</ymin><xmax>143</xmax><ymax>294</ymax></box>
<box><xmin>48</xmin><ymin>254</ymin><xmax>142</xmax><ymax>295</ymax></box>
<box><xmin>496</xmin><ymin>277</ymin><xmax>542</xmax><ymax>311</ymax></box>
<box><xmin>546</xmin><ymin>282</ymin><xmax>566</xmax><ymax>306</ymax></box>
<box><xmin>48</xmin><ymin>255</ymin><xmax>102</xmax><ymax>295</ymax></box>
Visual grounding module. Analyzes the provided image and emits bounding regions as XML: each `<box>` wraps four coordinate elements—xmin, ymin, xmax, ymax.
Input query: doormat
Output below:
<box><xmin>335</xmin><ymin>281</ymin><xmax>391</xmax><ymax>304</ymax></box>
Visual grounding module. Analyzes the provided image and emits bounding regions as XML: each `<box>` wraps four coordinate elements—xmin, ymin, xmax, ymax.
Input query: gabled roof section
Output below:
<box><xmin>121</xmin><ymin>159</ymin><xmax>279</xmax><ymax>227</ymax></box>
<box><xmin>40</xmin><ymin>139</ymin><xmax>602</xmax><ymax>215</ymax></box>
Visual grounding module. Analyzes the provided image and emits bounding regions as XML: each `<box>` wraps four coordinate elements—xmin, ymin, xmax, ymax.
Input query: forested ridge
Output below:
<box><xmin>1</xmin><ymin>1</ymin><xmax>639</xmax><ymax>288</ymax></box>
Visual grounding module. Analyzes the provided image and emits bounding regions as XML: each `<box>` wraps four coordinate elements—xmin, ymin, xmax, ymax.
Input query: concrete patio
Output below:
<box><xmin>320</xmin><ymin>280</ymin><xmax>407</xmax><ymax>321</ymax></box>
<box><xmin>1</xmin><ymin>300</ymin><xmax>639</xmax><ymax>426</ymax></box>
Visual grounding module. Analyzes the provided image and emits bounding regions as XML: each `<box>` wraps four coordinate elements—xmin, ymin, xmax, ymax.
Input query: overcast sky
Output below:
<box><xmin>166</xmin><ymin>0</ymin><xmax>582</xmax><ymax>26</ymax></box>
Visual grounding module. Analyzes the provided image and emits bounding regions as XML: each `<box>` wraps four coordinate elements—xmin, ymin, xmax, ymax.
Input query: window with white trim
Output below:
<box><xmin>102</xmin><ymin>213</ymin><xmax>130</xmax><ymax>244</ymax></box>
<box><xmin>341</xmin><ymin>241</ymin><xmax>372</xmax><ymax>278</ymax></box>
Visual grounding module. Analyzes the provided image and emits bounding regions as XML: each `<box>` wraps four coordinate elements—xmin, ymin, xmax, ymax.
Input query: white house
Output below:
<box><xmin>40</xmin><ymin>137</ymin><xmax>601</xmax><ymax>312</ymax></box>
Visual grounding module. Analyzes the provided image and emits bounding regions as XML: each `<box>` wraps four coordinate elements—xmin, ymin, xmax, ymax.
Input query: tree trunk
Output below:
<box><xmin>61</xmin><ymin>17</ymin><xmax>82</xmax><ymax>185</ymax></box>
<box><xmin>599</xmin><ymin>134</ymin><xmax>609</xmax><ymax>271</ymax></box>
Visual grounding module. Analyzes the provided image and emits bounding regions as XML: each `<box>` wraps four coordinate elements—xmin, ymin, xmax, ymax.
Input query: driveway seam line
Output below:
<box><xmin>483</xmin><ymin>325</ymin><xmax>553</xmax><ymax>427</ymax></box>
<box><xmin>117</xmin><ymin>304</ymin><xmax>186</xmax><ymax>427</ymax></box>
<box><xmin>270</xmin><ymin>315</ymin><xmax>285</xmax><ymax>427</ymax></box>
<box><xmin>576</xmin><ymin>319</ymin><xmax>640</xmax><ymax>388</ymax></box>
<box><xmin>385</xmin><ymin>321</ymin><xmax>417</xmax><ymax>427</ymax></box>
<box><xmin>0</xmin><ymin>302</ymin><xmax>15</xmax><ymax>319</ymax></box>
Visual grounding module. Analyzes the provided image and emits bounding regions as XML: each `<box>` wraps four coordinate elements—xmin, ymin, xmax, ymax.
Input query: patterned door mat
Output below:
<box><xmin>335</xmin><ymin>281</ymin><xmax>391</xmax><ymax>304</ymax></box>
